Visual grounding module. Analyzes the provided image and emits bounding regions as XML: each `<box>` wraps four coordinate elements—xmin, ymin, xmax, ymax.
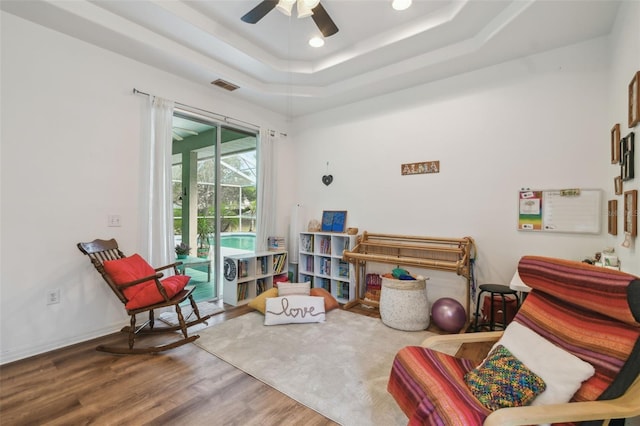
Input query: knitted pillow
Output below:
<box><xmin>465</xmin><ymin>345</ymin><xmax>546</xmax><ymax>410</ymax></box>
<box><xmin>487</xmin><ymin>321</ymin><xmax>595</xmax><ymax>406</ymax></box>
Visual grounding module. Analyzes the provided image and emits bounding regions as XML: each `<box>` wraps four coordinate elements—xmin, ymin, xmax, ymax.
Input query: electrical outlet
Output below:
<box><xmin>47</xmin><ymin>289</ymin><xmax>60</xmax><ymax>305</ymax></box>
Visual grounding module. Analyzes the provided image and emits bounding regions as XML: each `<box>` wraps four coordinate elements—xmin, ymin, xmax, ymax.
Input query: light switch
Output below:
<box><xmin>108</xmin><ymin>215</ymin><xmax>121</xmax><ymax>227</ymax></box>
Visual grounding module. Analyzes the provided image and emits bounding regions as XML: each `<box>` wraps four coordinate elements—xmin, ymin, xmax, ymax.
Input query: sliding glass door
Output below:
<box><xmin>171</xmin><ymin>112</ymin><xmax>257</xmax><ymax>302</ymax></box>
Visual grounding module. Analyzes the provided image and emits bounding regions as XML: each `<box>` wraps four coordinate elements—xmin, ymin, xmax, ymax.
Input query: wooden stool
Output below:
<box><xmin>473</xmin><ymin>284</ymin><xmax>519</xmax><ymax>331</ymax></box>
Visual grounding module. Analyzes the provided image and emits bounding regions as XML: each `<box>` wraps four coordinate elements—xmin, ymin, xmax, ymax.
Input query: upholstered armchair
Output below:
<box><xmin>388</xmin><ymin>256</ymin><xmax>640</xmax><ymax>425</ymax></box>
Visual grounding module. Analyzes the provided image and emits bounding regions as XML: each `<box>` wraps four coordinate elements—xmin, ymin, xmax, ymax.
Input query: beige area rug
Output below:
<box><xmin>158</xmin><ymin>301</ymin><xmax>224</xmax><ymax>332</ymax></box>
<box><xmin>195</xmin><ymin>309</ymin><xmax>455</xmax><ymax>426</ymax></box>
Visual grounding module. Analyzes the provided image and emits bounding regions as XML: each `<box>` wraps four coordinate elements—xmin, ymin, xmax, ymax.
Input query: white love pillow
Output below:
<box><xmin>264</xmin><ymin>295</ymin><xmax>325</xmax><ymax>325</ymax></box>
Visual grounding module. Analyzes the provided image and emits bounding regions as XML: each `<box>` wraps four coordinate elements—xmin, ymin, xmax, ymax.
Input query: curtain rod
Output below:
<box><xmin>133</xmin><ymin>88</ymin><xmax>260</xmax><ymax>131</ymax></box>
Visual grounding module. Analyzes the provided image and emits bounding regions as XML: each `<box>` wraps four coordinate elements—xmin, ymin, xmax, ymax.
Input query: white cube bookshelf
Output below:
<box><xmin>298</xmin><ymin>232</ymin><xmax>357</xmax><ymax>304</ymax></box>
<box><xmin>223</xmin><ymin>250</ymin><xmax>288</xmax><ymax>306</ymax></box>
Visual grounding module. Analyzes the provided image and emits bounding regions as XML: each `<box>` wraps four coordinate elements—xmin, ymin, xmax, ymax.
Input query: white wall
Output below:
<box><xmin>606</xmin><ymin>0</ymin><xmax>640</xmax><ymax>274</ymax></box>
<box><xmin>291</xmin><ymin>36</ymin><xmax>629</xmax><ymax>308</ymax></box>
<box><xmin>0</xmin><ymin>12</ymin><xmax>291</xmax><ymax>364</ymax></box>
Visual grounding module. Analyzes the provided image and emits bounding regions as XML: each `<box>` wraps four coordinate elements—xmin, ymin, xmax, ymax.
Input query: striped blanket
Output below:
<box><xmin>387</xmin><ymin>256</ymin><xmax>640</xmax><ymax>425</ymax></box>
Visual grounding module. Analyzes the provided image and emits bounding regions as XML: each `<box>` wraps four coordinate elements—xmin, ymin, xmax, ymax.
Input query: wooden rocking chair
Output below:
<box><xmin>78</xmin><ymin>238</ymin><xmax>213</xmax><ymax>354</ymax></box>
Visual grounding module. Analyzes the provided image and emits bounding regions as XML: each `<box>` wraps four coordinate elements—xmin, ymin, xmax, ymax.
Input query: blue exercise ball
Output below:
<box><xmin>431</xmin><ymin>298</ymin><xmax>467</xmax><ymax>333</ymax></box>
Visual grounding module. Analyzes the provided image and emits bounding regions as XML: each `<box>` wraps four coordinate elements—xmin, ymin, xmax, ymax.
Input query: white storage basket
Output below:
<box><xmin>380</xmin><ymin>277</ymin><xmax>430</xmax><ymax>331</ymax></box>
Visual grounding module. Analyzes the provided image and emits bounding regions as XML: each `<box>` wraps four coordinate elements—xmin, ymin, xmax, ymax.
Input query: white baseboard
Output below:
<box><xmin>0</xmin><ymin>322</ymin><xmax>124</xmax><ymax>365</ymax></box>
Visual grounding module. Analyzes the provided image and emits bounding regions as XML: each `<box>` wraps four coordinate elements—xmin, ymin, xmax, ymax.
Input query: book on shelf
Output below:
<box><xmin>365</xmin><ymin>273</ymin><xmax>382</xmax><ymax>302</ymax></box>
<box><xmin>319</xmin><ymin>237</ymin><xmax>331</xmax><ymax>255</ymax></box>
<box><xmin>268</xmin><ymin>236</ymin><xmax>286</xmax><ymax>251</ymax></box>
<box><xmin>238</xmin><ymin>259</ymin><xmax>250</xmax><ymax>278</ymax></box>
<box><xmin>337</xmin><ymin>260</ymin><xmax>349</xmax><ymax>278</ymax></box>
<box><xmin>319</xmin><ymin>258</ymin><xmax>331</xmax><ymax>276</ymax></box>
<box><xmin>258</xmin><ymin>256</ymin><xmax>268</xmax><ymax>275</ymax></box>
<box><xmin>256</xmin><ymin>279</ymin><xmax>266</xmax><ymax>295</ymax></box>
<box><xmin>237</xmin><ymin>282</ymin><xmax>249</xmax><ymax>301</ymax></box>
<box><xmin>305</xmin><ymin>256</ymin><xmax>314</xmax><ymax>273</ymax></box>
<box><xmin>337</xmin><ymin>281</ymin><xmax>349</xmax><ymax>299</ymax></box>
<box><xmin>300</xmin><ymin>234</ymin><xmax>313</xmax><ymax>252</ymax></box>
<box><xmin>273</xmin><ymin>252</ymin><xmax>287</xmax><ymax>274</ymax></box>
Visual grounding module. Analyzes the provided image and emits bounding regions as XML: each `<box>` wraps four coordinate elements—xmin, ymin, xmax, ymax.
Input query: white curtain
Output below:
<box><xmin>255</xmin><ymin>129</ymin><xmax>277</xmax><ymax>252</ymax></box>
<box><xmin>140</xmin><ymin>96</ymin><xmax>175</xmax><ymax>267</ymax></box>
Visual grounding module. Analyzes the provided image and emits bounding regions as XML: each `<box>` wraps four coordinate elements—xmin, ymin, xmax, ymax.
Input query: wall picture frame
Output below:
<box><xmin>608</xmin><ymin>199</ymin><xmax>618</xmax><ymax>236</ymax></box>
<box><xmin>321</xmin><ymin>210</ymin><xmax>347</xmax><ymax>233</ymax></box>
<box><xmin>629</xmin><ymin>70</ymin><xmax>640</xmax><ymax>128</ymax></box>
<box><xmin>614</xmin><ymin>176</ymin><xmax>623</xmax><ymax>195</ymax></box>
<box><xmin>621</xmin><ymin>132</ymin><xmax>635</xmax><ymax>181</ymax></box>
<box><xmin>623</xmin><ymin>189</ymin><xmax>637</xmax><ymax>237</ymax></box>
<box><xmin>611</xmin><ymin>123</ymin><xmax>621</xmax><ymax>164</ymax></box>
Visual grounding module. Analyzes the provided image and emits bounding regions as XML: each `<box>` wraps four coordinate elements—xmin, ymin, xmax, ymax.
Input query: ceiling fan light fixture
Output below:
<box><xmin>240</xmin><ymin>0</ymin><xmax>338</xmax><ymax>37</ymax></box>
<box><xmin>309</xmin><ymin>36</ymin><xmax>324</xmax><ymax>47</ymax></box>
<box><xmin>276</xmin><ymin>0</ymin><xmax>295</xmax><ymax>16</ymax></box>
<box><xmin>297</xmin><ymin>0</ymin><xmax>314</xmax><ymax>18</ymax></box>
<box><xmin>392</xmin><ymin>0</ymin><xmax>412</xmax><ymax>11</ymax></box>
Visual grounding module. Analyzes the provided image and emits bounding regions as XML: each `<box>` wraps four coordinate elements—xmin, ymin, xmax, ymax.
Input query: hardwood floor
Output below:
<box><xmin>0</xmin><ymin>303</ymin><xmax>490</xmax><ymax>425</ymax></box>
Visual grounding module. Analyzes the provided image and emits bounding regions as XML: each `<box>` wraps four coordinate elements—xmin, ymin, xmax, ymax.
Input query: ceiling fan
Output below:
<box><xmin>241</xmin><ymin>0</ymin><xmax>339</xmax><ymax>38</ymax></box>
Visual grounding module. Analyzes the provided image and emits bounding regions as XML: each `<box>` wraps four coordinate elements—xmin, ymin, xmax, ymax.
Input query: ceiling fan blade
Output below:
<box><xmin>311</xmin><ymin>3</ymin><xmax>339</xmax><ymax>37</ymax></box>
<box><xmin>241</xmin><ymin>0</ymin><xmax>278</xmax><ymax>24</ymax></box>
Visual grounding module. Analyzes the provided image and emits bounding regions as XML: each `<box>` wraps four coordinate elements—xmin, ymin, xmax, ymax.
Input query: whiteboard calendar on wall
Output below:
<box><xmin>518</xmin><ymin>189</ymin><xmax>602</xmax><ymax>234</ymax></box>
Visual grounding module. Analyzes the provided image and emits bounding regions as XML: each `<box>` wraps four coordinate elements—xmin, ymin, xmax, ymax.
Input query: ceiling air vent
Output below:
<box><xmin>211</xmin><ymin>79</ymin><xmax>239</xmax><ymax>91</ymax></box>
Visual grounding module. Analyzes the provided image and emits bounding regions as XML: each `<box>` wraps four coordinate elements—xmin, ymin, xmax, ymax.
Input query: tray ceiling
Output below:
<box><xmin>1</xmin><ymin>0</ymin><xmax>621</xmax><ymax>118</ymax></box>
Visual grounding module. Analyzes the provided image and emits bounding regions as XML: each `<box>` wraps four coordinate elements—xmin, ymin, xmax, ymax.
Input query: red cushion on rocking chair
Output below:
<box><xmin>125</xmin><ymin>274</ymin><xmax>189</xmax><ymax>310</ymax></box>
<box><xmin>103</xmin><ymin>254</ymin><xmax>189</xmax><ymax>310</ymax></box>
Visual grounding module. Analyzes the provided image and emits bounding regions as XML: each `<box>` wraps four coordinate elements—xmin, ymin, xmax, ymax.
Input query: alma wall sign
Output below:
<box><xmin>401</xmin><ymin>160</ymin><xmax>440</xmax><ymax>175</ymax></box>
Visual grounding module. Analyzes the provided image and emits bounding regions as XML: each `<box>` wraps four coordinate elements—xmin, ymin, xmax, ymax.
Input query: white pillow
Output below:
<box><xmin>264</xmin><ymin>295</ymin><xmax>325</xmax><ymax>325</ymax></box>
<box><xmin>490</xmin><ymin>321</ymin><xmax>595</xmax><ymax>406</ymax></box>
<box><xmin>277</xmin><ymin>281</ymin><xmax>311</xmax><ymax>296</ymax></box>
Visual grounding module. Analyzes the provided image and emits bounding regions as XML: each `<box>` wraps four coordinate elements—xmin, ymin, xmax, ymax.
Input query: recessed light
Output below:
<box><xmin>309</xmin><ymin>36</ymin><xmax>324</xmax><ymax>47</ymax></box>
<box><xmin>392</xmin><ymin>0</ymin><xmax>412</xmax><ymax>11</ymax></box>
